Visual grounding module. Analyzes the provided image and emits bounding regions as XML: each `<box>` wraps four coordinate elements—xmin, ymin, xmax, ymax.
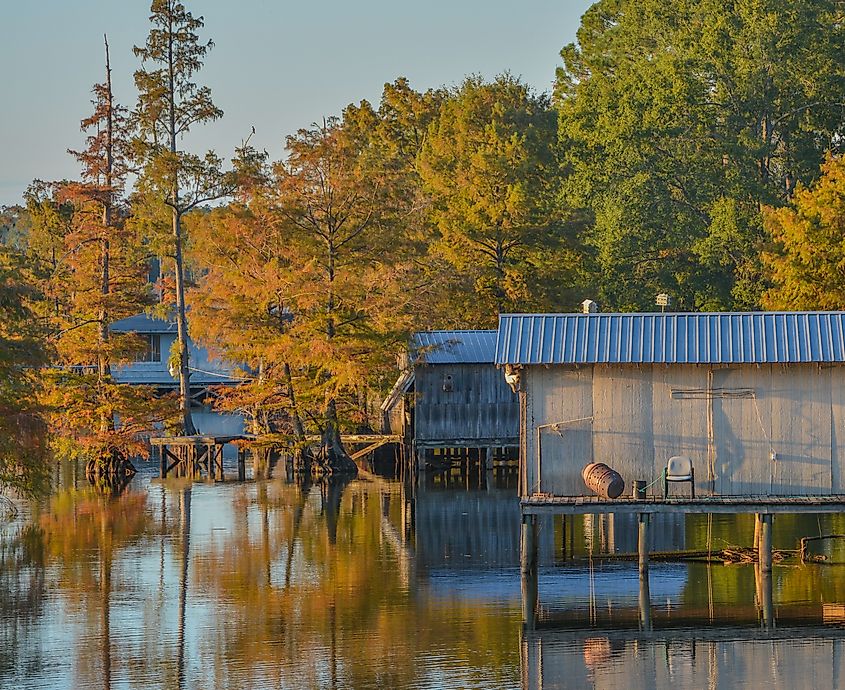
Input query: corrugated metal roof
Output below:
<box><xmin>110</xmin><ymin>313</ymin><xmax>177</xmax><ymax>334</ymax></box>
<box><xmin>413</xmin><ymin>330</ymin><xmax>498</xmax><ymax>364</ymax></box>
<box><xmin>496</xmin><ymin>312</ymin><xmax>845</xmax><ymax>365</ymax></box>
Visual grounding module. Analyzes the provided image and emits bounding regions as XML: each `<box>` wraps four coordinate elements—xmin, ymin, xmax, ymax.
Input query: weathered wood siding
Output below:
<box><xmin>383</xmin><ymin>395</ymin><xmax>408</xmax><ymax>437</ymax></box>
<box><xmin>524</xmin><ymin>363</ymin><xmax>845</xmax><ymax>498</ymax></box>
<box><xmin>414</xmin><ymin>364</ymin><xmax>518</xmax><ymax>446</ymax></box>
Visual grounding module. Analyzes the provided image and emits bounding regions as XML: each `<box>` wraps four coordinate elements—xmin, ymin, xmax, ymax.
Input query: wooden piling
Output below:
<box><xmin>216</xmin><ymin>445</ymin><xmax>224</xmax><ymax>481</ymax></box>
<box><xmin>758</xmin><ymin>513</ymin><xmax>773</xmax><ymax>572</ymax></box>
<box><xmin>521</xmin><ymin>567</ymin><xmax>539</xmax><ymax>629</ymax></box>
<box><xmin>485</xmin><ymin>446</ymin><xmax>494</xmax><ymax>471</ymax></box>
<box><xmin>638</xmin><ymin>513</ymin><xmax>650</xmax><ymax>574</ymax></box>
<box><xmin>639</xmin><ymin>571</ymin><xmax>652</xmax><ymax>632</ymax></box>
<box><xmin>760</xmin><ymin>568</ymin><xmax>774</xmax><ymax>628</ymax></box>
<box><xmin>237</xmin><ymin>449</ymin><xmax>246</xmax><ymax>482</ymax></box>
<box><xmin>520</xmin><ymin>515</ymin><xmax>538</xmax><ymax>574</ymax></box>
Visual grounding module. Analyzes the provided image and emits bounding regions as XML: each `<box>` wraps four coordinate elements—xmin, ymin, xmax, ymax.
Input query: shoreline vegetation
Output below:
<box><xmin>0</xmin><ymin>0</ymin><xmax>844</xmax><ymax>494</ymax></box>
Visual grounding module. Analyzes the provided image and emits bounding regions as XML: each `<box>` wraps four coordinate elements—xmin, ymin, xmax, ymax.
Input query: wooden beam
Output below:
<box><xmin>350</xmin><ymin>438</ymin><xmax>393</xmax><ymax>461</ymax></box>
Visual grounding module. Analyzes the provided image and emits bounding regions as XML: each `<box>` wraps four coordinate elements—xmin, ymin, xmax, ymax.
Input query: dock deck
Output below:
<box><xmin>522</xmin><ymin>494</ymin><xmax>845</xmax><ymax>515</ymax></box>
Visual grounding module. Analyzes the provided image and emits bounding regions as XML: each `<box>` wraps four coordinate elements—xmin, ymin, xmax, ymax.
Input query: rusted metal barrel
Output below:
<box><xmin>582</xmin><ymin>462</ymin><xmax>625</xmax><ymax>499</ymax></box>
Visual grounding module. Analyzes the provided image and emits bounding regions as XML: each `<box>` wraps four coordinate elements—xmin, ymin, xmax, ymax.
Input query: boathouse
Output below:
<box><xmin>381</xmin><ymin>330</ymin><xmax>519</xmax><ymax>470</ymax></box>
<box><xmin>110</xmin><ymin>313</ymin><xmax>241</xmax><ymax>393</ymax></box>
<box><xmin>496</xmin><ymin>312</ymin><xmax>845</xmax><ymax>500</ymax></box>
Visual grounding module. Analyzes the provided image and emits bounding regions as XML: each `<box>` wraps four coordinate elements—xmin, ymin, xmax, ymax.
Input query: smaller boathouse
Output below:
<box><xmin>382</xmin><ymin>330</ymin><xmax>519</xmax><ymax>472</ymax></box>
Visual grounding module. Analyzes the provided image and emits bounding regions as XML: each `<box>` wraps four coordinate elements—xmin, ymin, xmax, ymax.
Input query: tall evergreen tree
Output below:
<box><xmin>133</xmin><ymin>0</ymin><xmax>228</xmax><ymax>434</ymax></box>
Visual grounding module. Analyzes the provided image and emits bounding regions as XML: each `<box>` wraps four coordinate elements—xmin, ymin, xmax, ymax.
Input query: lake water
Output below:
<box><xmin>3</xmin><ymin>455</ymin><xmax>845</xmax><ymax>689</ymax></box>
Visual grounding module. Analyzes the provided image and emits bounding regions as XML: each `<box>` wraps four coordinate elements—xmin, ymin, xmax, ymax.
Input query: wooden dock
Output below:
<box><xmin>152</xmin><ymin>433</ymin><xmax>403</xmax><ymax>480</ymax></box>
<box><xmin>151</xmin><ymin>435</ymin><xmax>248</xmax><ymax>481</ymax></box>
<box><xmin>521</xmin><ymin>494</ymin><xmax>845</xmax><ymax>515</ymax></box>
<box><xmin>518</xmin><ymin>492</ymin><xmax>845</xmax><ymax>632</ymax></box>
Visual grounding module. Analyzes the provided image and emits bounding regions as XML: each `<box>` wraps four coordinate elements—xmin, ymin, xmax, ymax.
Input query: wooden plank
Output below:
<box><xmin>150</xmin><ymin>434</ymin><xmax>246</xmax><ymax>446</ymax></box>
<box><xmin>350</xmin><ymin>438</ymin><xmax>392</xmax><ymax>461</ymax></box>
<box><xmin>521</xmin><ymin>494</ymin><xmax>845</xmax><ymax>516</ymax></box>
<box><xmin>831</xmin><ymin>367</ymin><xmax>845</xmax><ymax>493</ymax></box>
<box><xmin>651</xmin><ymin>365</ymin><xmax>708</xmax><ymax>497</ymax></box>
<box><xmin>768</xmin><ymin>364</ymin><xmax>831</xmax><ymax>495</ymax></box>
<box><xmin>526</xmin><ymin>367</ymin><xmax>593</xmax><ymax>496</ymax></box>
<box><xmin>591</xmin><ymin>365</ymin><xmax>653</xmax><ymax>494</ymax></box>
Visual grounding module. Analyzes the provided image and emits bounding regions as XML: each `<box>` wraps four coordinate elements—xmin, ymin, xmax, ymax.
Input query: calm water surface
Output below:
<box><xmin>3</xmin><ymin>458</ymin><xmax>845</xmax><ymax>689</ymax></box>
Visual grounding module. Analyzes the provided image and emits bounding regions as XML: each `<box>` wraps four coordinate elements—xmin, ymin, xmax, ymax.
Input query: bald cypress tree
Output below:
<box><xmin>133</xmin><ymin>0</ymin><xmax>228</xmax><ymax>434</ymax></box>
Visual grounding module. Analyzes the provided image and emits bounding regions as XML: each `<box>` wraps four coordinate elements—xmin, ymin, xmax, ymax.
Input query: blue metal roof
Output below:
<box><xmin>110</xmin><ymin>313</ymin><xmax>177</xmax><ymax>334</ymax></box>
<box><xmin>496</xmin><ymin>312</ymin><xmax>845</xmax><ymax>365</ymax></box>
<box><xmin>413</xmin><ymin>330</ymin><xmax>498</xmax><ymax>364</ymax></box>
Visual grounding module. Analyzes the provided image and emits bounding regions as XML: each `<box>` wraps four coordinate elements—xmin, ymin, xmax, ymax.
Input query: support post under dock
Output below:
<box><xmin>638</xmin><ymin>570</ymin><xmax>652</xmax><ymax>632</ymax></box>
<box><xmin>758</xmin><ymin>513</ymin><xmax>773</xmax><ymax>573</ymax></box>
<box><xmin>638</xmin><ymin>513</ymin><xmax>650</xmax><ymax>574</ymax></box>
<box><xmin>756</xmin><ymin>563</ymin><xmax>775</xmax><ymax>628</ymax></box>
<box><xmin>237</xmin><ymin>449</ymin><xmax>246</xmax><ymax>482</ymax></box>
<box><xmin>521</xmin><ymin>515</ymin><xmax>538</xmax><ymax>574</ymax></box>
<box><xmin>521</xmin><ymin>567</ymin><xmax>538</xmax><ymax>629</ymax></box>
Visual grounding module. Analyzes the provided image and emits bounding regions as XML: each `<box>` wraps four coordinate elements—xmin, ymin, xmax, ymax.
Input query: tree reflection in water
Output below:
<box><xmin>7</xmin><ymin>469</ymin><xmax>845</xmax><ymax>688</ymax></box>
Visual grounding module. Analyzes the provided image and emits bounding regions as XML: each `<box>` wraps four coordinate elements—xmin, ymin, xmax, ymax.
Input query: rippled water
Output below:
<box><xmin>2</xmin><ymin>457</ymin><xmax>845</xmax><ymax>689</ymax></box>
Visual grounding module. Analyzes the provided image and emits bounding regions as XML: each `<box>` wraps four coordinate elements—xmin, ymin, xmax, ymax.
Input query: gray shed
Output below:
<box><xmin>496</xmin><ymin>312</ymin><xmax>845</xmax><ymax>500</ymax></box>
<box><xmin>382</xmin><ymin>330</ymin><xmax>519</xmax><ymax>469</ymax></box>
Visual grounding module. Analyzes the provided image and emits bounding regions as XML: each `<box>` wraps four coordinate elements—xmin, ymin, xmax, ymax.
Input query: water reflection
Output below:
<box><xmin>2</xmin><ymin>464</ymin><xmax>845</xmax><ymax>688</ymax></box>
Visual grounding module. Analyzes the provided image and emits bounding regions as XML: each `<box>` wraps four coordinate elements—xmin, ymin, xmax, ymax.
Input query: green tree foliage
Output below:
<box><xmin>762</xmin><ymin>156</ymin><xmax>845</xmax><ymax>309</ymax></box>
<box><xmin>418</xmin><ymin>75</ymin><xmax>575</xmax><ymax>324</ymax></box>
<box><xmin>133</xmin><ymin>0</ymin><xmax>229</xmax><ymax>435</ymax></box>
<box><xmin>0</xmin><ymin>248</ymin><xmax>48</xmax><ymax>497</ymax></box>
<box><xmin>556</xmin><ymin>0</ymin><xmax>845</xmax><ymax>311</ymax></box>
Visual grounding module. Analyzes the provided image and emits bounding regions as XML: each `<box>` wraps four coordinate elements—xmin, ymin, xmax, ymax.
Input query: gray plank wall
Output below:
<box><xmin>414</xmin><ymin>363</ymin><xmax>519</xmax><ymax>446</ymax></box>
<box><xmin>524</xmin><ymin>364</ymin><xmax>845</xmax><ymax>498</ymax></box>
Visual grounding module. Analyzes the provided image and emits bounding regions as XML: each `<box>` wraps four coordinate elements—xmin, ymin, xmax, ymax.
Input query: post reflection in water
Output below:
<box><xmin>4</xmin><ymin>462</ymin><xmax>845</xmax><ymax>688</ymax></box>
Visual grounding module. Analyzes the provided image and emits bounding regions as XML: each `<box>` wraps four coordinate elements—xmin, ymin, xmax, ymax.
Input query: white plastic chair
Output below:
<box><xmin>663</xmin><ymin>456</ymin><xmax>695</xmax><ymax>498</ymax></box>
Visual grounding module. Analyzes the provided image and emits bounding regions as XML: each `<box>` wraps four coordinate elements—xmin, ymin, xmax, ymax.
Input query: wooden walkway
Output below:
<box><xmin>151</xmin><ymin>435</ymin><xmax>248</xmax><ymax>481</ymax></box>
<box><xmin>151</xmin><ymin>433</ymin><xmax>402</xmax><ymax>480</ymax></box>
<box><xmin>522</xmin><ymin>494</ymin><xmax>845</xmax><ymax>515</ymax></box>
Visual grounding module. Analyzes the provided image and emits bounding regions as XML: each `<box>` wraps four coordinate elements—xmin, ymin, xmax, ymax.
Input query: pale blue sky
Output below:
<box><xmin>0</xmin><ymin>1</ymin><xmax>592</xmax><ymax>204</ymax></box>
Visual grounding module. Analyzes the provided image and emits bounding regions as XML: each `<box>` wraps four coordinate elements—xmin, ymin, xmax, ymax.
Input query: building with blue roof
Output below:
<box><xmin>496</xmin><ymin>312</ymin><xmax>845</xmax><ymax>500</ymax></box>
<box><xmin>381</xmin><ymin>330</ymin><xmax>519</xmax><ymax>470</ymax></box>
<box><xmin>110</xmin><ymin>312</ymin><xmax>243</xmax><ymax>391</ymax></box>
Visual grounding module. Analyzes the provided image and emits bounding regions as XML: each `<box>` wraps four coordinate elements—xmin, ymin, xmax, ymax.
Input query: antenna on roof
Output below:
<box><xmin>582</xmin><ymin>299</ymin><xmax>598</xmax><ymax>314</ymax></box>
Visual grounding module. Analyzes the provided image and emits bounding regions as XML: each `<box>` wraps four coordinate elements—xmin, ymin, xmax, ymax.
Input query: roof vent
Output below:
<box><xmin>581</xmin><ymin>299</ymin><xmax>598</xmax><ymax>314</ymax></box>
